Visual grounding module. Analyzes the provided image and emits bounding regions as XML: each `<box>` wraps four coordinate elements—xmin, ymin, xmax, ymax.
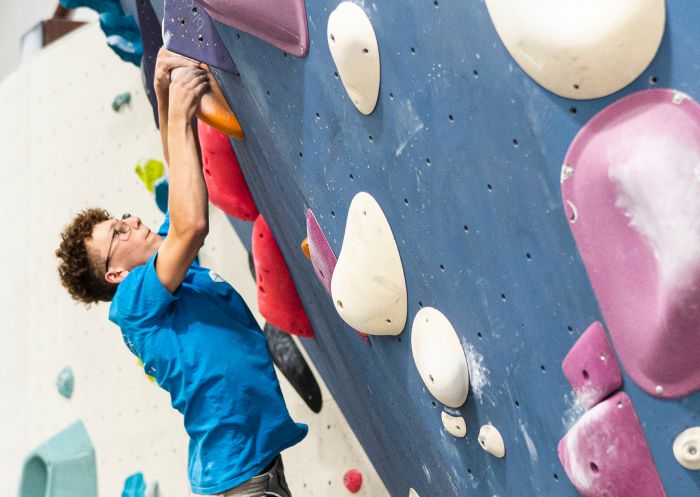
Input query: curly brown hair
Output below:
<box><xmin>56</xmin><ymin>208</ymin><xmax>117</xmax><ymax>305</ymax></box>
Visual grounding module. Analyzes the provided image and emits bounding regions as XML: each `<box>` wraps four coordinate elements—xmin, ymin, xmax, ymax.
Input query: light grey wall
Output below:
<box><xmin>0</xmin><ymin>1</ymin><xmax>97</xmax><ymax>82</ymax></box>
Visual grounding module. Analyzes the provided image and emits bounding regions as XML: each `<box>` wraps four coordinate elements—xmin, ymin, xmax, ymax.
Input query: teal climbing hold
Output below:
<box><xmin>56</xmin><ymin>367</ymin><xmax>74</xmax><ymax>399</ymax></box>
<box><xmin>121</xmin><ymin>472</ymin><xmax>159</xmax><ymax>497</ymax></box>
<box><xmin>99</xmin><ymin>13</ymin><xmax>143</xmax><ymax>66</ymax></box>
<box><xmin>154</xmin><ymin>177</ymin><xmax>169</xmax><ymax>215</ymax></box>
<box><xmin>18</xmin><ymin>421</ymin><xmax>97</xmax><ymax>497</ymax></box>
<box><xmin>112</xmin><ymin>92</ymin><xmax>131</xmax><ymax>111</ymax></box>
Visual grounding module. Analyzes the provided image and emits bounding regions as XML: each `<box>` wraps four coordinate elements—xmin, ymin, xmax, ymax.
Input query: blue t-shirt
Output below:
<box><xmin>109</xmin><ymin>215</ymin><xmax>307</xmax><ymax>494</ymax></box>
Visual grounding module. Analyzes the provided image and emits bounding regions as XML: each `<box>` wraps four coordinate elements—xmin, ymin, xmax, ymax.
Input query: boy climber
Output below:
<box><xmin>55</xmin><ymin>48</ymin><xmax>307</xmax><ymax>496</ymax></box>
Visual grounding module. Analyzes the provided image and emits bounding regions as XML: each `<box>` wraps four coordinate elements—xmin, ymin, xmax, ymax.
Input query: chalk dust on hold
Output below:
<box><xmin>609</xmin><ymin>137</ymin><xmax>700</xmax><ymax>287</ymax></box>
<box><xmin>462</xmin><ymin>339</ymin><xmax>490</xmax><ymax>402</ymax></box>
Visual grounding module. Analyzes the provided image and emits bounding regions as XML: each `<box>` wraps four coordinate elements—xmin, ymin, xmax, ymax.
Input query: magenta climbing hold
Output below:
<box><xmin>558</xmin><ymin>392</ymin><xmax>667</xmax><ymax>497</ymax></box>
<box><xmin>196</xmin><ymin>0</ymin><xmax>309</xmax><ymax>57</ymax></box>
<box><xmin>562</xmin><ymin>322</ymin><xmax>622</xmax><ymax>409</ymax></box>
<box><xmin>198</xmin><ymin>120</ymin><xmax>258</xmax><ymax>221</ymax></box>
<box><xmin>305</xmin><ymin>209</ymin><xmax>370</xmax><ymax>346</ymax></box>
<box><xmin>343</xmin><ymin>469</ymin><xmax>362</xmax><ymax>493</ymax></box>
<box><xmin>561</xmin><ymin>88</ymin><xmax>700</xmax><ymax>398</ymax></box>
<box><xmin>252</xmin><ymin>215</ymin><xmax>314</xmax><ymax>338</ymax></box>
<box><xmin>305</xmin><ymin>209</ymin><xmax>336</xmax><ymax>295</ymax></box>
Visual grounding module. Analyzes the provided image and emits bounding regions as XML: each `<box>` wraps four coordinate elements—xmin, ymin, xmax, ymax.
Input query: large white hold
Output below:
<box><xmin>327</xmin><ymin>2</ymin><xmax>381</xmax><ymax>114</ymax></box>
<box><xmin>411</xmin><ymin>307</ymin><xmax>470</xmax><ymax>407</ymax></box>
<box><xmin>331</xmin><ymin>192</ymin><xmax>407</xmax><ymax>335</ymax></box>
<box><xmin>485</xmin><ymin>0</ymin><xmax>665</xmax><ymax>99</ymax></box>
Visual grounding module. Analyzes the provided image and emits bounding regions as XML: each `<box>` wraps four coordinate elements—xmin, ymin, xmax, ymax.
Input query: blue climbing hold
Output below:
<box><xmin>121</xmin><ymin>472</ymin><xmax>145</xmax><ymax>497</ymax></box>
<box><xmin>99</xmin><ymin>13</ymin><xmax>143</xmax><ymax>66</ymax></box>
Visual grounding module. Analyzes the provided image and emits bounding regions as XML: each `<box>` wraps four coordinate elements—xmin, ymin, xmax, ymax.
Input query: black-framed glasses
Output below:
<box><xmin>105</xmin><ymin>213</ymin><xmax>132</xmax><ymax>271</ymax></box>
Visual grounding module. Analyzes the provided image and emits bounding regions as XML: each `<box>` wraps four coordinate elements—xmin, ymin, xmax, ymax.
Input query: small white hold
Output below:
<box><xmin>478</xmin><ymin>424</ymin><xmax>505</xmax><ymax>458</ymax></box>
<box><xmin>408</xmin><ymin>488</ymin><xmax>420</xmax><ymax>497</ymax></box>
<box><xmin>561</xmin><ymin>163</ymin><xmax>574</xmax><ymax>183</ymax></box>
<box><xmin>673</xmin><ymin>427</ymin><xmax>700</xmax><ymax>470</ymax></box>
<box><xmin>441</xmin><ymin>412</ymin><xmax>467</xmax><ymax>438</ymax></box>
<box><xmin>672</xmin><ymin>91</ymin><xmax>690</xmax><ymax>105</ymax></box>
<box><xmin>411</xmin><ymin>307</ymin><xmax>470</xmax><ymax>408</ymax></box>
<box><xmin>655</xmin><ymin>385</ymin><xmax>664</xmax><ymax>394</ymax></box>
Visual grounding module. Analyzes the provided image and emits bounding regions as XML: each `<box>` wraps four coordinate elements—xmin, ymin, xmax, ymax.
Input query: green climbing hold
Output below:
<box><xmin>134</xmin><ymin>159</ymin><xmax>164</xmax><ymax>193</ymax></box>
<box><xmin>56</xmin><ymin>366</ymin><xmax>75</xmax><ymax>399</ymax></box>
<box><xmin>112</xmin><ymin>92</ymin><xmax>132</xmax><ymax>111</ymax></box>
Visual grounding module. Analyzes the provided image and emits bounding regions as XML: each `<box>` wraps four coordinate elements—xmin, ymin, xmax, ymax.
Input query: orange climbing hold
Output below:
<box><xmin>300</xmin><ymin>238</ymin><xmax>311</xmax><ymax>260</ymax></box>
<box><xmin>197</xmin><ymin>120</ymin><xmax>258</xmax><ymax>221</ymax></box>
<box><xmin>252</xmin><ymin>215</ymin><xmax>315</xmax><ymax>338</ymax></box>
<box><xmin>198</xmin><ymin>64</ymin><xmax>245</xmax><ymax>140</ymax></box>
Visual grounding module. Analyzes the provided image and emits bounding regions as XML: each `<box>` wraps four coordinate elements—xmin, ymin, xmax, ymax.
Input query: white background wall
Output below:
<box><xmin>0</xmin><ymin>1</ymin><xmax>97</xmax><ymax>82</ymax></box>
<box><xmin>0</xmin><ymin>22</ymin><xmax>388</xmax><ymax>497</ymax></box>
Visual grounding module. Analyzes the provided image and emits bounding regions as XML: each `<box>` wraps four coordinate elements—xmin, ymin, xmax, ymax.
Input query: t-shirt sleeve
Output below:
<box><xmin>158</xmin><ymin>212</ymin><xmax>170</xmax><ymax>237</ymax></box>
<box><xmin>109</xmin><ymin>252</ymin><xmax>178</xmax><ymax>331</ymax></box>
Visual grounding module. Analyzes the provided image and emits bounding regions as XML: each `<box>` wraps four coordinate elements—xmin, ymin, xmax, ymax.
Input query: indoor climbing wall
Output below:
<box><xmin>0</xmin><ymin>23</ymin><xmax>387</xmax><ymax>497</ymax></box>
<box><xmin>123</xmin><ymin>0</ymin><xmax>700</xmax><ymax>496</ymax></box>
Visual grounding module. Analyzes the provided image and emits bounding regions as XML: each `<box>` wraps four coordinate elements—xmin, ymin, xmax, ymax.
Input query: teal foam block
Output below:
<box><xmin>18</xmin><ymin>421</ymin><xmax>97</xmax><ymax>497</ymax></box>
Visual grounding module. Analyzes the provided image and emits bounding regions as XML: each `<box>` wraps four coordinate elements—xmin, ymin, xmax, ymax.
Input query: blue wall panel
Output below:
<box><xmin>152</xmin><ymin>1</ymin><xmax>700</xmax><ymax>495</ymax></box>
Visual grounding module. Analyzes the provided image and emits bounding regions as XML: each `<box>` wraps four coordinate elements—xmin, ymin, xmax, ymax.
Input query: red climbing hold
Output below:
<box><xmin>197</xmin><ymin>120</ymin><xmax>258</xmax><ymax>221</ymax></box>
<box><xmin>343</xmin><ymin>469</ymin><xmax>362</xmax><ymax>493</ymax></box>
<box><xmin>252</xmin><ymin>215</ymin><xmax>315</xmax><ymax>338</ymax></box>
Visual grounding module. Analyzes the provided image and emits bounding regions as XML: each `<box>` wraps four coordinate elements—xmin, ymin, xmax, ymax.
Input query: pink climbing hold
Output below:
<box><xmin>252</xmin><ymin>215</ymin><xmax>314</xmax><ymax>338</ymax></box>
<box><xmin>196</xmin><ymin>0</ymin><xmax>309</xmax><ymax>57</ymax></box>
<box><xmin>558</xmin><ymin>392</ymin><xmax>667</xmax><ymax>497</ymax></box>
<box><xmin>306</xmin><ymin>209</ymin><xmax>370</xmax><ymax>347</ymax></box>
<box><xmin>306</xmin><ymin>209</ymin><xmax>337</xmax><ymax>295</ymax></box>
<box><xmin>561</xmin><ymin>88</ymin><xmax>700</xmax><ymax>398</ymax></box>
<box><xmin>198</xmin><ymin>120</ymin><xmax>258</xmax><ymax>221</ymax></box>
<box><xmin>562</xmin><ymin>322</ymin><xmax>622</xmax><ymax>409</ymax></box>
<box><xmin>343</xmin><ymin>469</ymin><xmax>363</xmax><ymax>493</ymax></box>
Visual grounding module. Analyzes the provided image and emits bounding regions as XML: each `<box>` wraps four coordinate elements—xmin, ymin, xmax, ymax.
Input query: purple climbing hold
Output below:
<box><xmin>135</xmin><ymin>0</ymin><xmax>162</xmax><ymax>127</ymax></box>
<box><xmin>558</xmin><ymin>392</ymin><xmax>667</xmax><ymax>497</ymax></box>
<box><xmin>163</xmin><ymin>0</ymin><xmax>238</xmax><ymax>73</ymax></box>
<box><xmin>562</xmin><ymin>322</ymin><xmax>622</xmax><ymax>409</ymax></box>
<box><xmin>197</xmin><ymin>0</ymin><xmax>309</xmax><ymax>57</ymax></box>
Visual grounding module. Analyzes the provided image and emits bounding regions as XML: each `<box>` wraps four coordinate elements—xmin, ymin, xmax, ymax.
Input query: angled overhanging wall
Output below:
<box><xmin>140</xmin><ymin>1</ymin><xmax>700</xmax><ymax>496</ymax></box>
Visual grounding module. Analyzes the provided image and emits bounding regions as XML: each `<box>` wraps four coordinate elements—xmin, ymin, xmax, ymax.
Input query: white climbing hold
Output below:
<box><xmin>478</xmin><ymin>424</ymin><xmax>506</xmax><ymax>458</ymax></box>
<box><xmin>408</xmin><ymin>489</ymin><xmax>420</xmax><ymax>497</ymax></box>
<box><xmin>411</xmin><ymin>307</ymin><xmax>469</xmax><ymax>407</ymax></box>
<box><xmin>441</xmin><ymin>411</ymin><xmax>467</xmax><ymax>438</ymax></box>
<box><xmin>327</xmin><ymin>2</ymin><xmax>380</xmax><ymax>115</ymax></box>
<box><xmin>331</xmin><ymin>192</ymin><xmax>407</xmax><ymax>335</ymax></box>
<box><xmin>673</xmin><ymin>427</ymin><xmax>700</xmax><ymax>470</ymax></box>
<box><xmin>485</xmin><ymin>0</ymin><xmax>665</xmax><ymax>99</ymax></box>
